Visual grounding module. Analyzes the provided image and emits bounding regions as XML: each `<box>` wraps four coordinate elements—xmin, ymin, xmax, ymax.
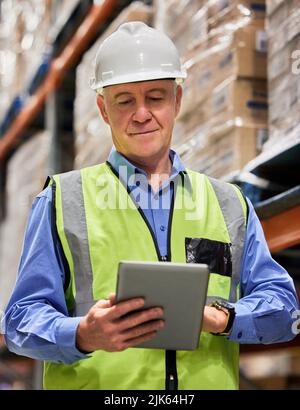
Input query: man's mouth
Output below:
<box><xmin>129</xmin><ymin>129</ymin><xmax>159</xmax><ymax>136</ymax></box>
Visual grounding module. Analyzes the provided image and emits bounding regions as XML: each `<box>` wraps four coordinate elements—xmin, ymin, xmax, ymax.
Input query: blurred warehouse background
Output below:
<box><xmin>0</xmin><ymin>0</ymin><xmax>300</xmax><ymax>389</ymax></box>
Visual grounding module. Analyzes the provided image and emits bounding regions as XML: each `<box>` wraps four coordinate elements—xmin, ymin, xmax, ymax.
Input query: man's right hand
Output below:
<box><xmin>76</xmin><ymin>296</ymin><xmax>165</xmax><ymax>353</ymax></box>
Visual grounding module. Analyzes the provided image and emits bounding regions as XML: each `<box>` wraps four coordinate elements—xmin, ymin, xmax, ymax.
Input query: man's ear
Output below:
<box><xmin>175</xmin><ymin>85</ymin><xmax>183</xmax><ymax>118</ymax></box>
<box><xmin>96</xmin><ymin>94</ymin><xmax>110</xmax><ymax>125</ymax></box>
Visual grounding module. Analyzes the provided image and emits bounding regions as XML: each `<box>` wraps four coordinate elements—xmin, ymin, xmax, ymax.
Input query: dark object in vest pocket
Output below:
<box><xmin>185</xmin><ymin>237</ymin><xmax>232</xmax><ymax>277</ymax></box>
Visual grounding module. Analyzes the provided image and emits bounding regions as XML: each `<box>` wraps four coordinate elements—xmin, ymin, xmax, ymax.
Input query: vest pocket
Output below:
<box><xmin>185</xmin><ymin>237</ymin><xmax>232</xmax><ymax>277</ymax></box>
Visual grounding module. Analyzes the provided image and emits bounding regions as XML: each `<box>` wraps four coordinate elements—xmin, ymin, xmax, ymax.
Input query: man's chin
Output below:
<box><xmin>132</xmin><ymin>147</ymin><xmax>164</xmax><ymax>160</ymax></box>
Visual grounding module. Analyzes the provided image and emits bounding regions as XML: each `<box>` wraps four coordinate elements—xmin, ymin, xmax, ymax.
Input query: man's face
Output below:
<box><xmin>96</xmin><ymin>79</ymin><xmax>182</xmax><ymax>162</ymax></box>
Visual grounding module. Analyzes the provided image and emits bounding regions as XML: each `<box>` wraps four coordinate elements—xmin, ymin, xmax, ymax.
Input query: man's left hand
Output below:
<box><xmin>201</xmin><ymin>306</ymin><xmax>228</xmax><ymax>334</ymax></box>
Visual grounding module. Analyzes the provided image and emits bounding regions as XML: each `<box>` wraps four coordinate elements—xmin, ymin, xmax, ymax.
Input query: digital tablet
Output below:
<box><xmin>116</xmin><ymin>260</ymin><xmax>209</xmax><ymax>350</ymax></box>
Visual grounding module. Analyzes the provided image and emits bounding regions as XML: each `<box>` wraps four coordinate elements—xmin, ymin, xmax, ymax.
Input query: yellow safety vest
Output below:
<box><xmin>43</xmin><ymin>162</ymin><xmax>247</xmax><ymax>389</ymax></box>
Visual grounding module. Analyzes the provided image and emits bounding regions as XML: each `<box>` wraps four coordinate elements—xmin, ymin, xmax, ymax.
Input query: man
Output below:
<box><xmin>2</xmin><ymin>22</ymin><xmax>299</xmax><ymax>390</ymax></box>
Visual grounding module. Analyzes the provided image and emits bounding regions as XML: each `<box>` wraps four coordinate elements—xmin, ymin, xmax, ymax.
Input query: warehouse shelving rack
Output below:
<box><xmin>0</xmin><ymin>0</ymin><xmax>138</xmax><ymax>389</ymax></box>
<box><xmin>244</xmin><ymin>137</ymin><xmax>300</xmax><ymax>253</ymax></box>
<box><xmin>238</xmin><ymin>139</ymin><xmax>300</xmax><ymax>385</ymax></box>
<box><xmin>0</xmin><ymin>0</ymin><xmax>299</xmax><ymax>389</ymax></box>
<box><xmin>0</xmin><ymin>0</ymin><xmax>136</xmax><ymax>219</ymax></box>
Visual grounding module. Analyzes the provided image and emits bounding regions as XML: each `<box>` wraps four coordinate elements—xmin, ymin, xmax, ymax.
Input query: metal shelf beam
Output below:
<box><xmin>261</xmin><ymin>204</ymin><xmax>300</xmax><ymax>253</ymax></box>
<box><xmin>0</xmin><ymin>0</ymin><xmax>118</xmax><ymax>163</ymax></box>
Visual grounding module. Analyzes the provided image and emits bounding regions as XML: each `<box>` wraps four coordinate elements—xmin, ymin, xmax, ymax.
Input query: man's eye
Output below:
<box><xmin>149</xmin><ymin>97</ymin><xmax>163</xmax><ymax>101</ymax></box>
<box><xmin>118</xmin><ymin>100</ymin><xmax>131</xmax><ymax>105</ymax></box>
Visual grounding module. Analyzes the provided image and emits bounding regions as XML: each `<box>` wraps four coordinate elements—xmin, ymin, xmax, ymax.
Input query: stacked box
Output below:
<box><xmin>265</xmin><ymin>0</ymin><xmax>300</xmax><ymax>149</ymax></box>
<box><xmin>156</xmin><ymin>0</ymin><xmax>267</xmax><ymax>177</ymax></box>
<box><xmin>154</xmin><ymin>0</ymin><xmax>265</xmax><ymax>56</ymax></box>
<box><xmin>208</xmin><ymin>0</ymin><xmax>266</xmax><ymax>29</ymax></box>
<box><xmin>176</xmin><ymin>76</ymin><xmax>267</xmax><ymax>137</ymax></box>
<box><xmin>0</xmin><ymin>131</ymin><xmax>50</xmax><ymax>314</ymax></box>
<box><xmin>74</xmin><ymin>2</ymin><xmax>153</xmax><ymax>169</ymax></box>
<box><xmin>0</xmin><ymin>0</ymin><xmax>79</xmax><ymax>123</ymax></box>
<box><xmin>178</xmin><ymin>124</ymin><xmax>267</xmax><ymax>176</ymax></box>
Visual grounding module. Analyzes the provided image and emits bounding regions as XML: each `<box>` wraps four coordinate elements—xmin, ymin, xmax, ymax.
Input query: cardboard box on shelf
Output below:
<box><xmin>155</xmin><ymin>0</ymin><xmax>205</xmax><ymax>37</ymax></box>
<box><xmin>269</xmin><ymin>31</ymin><xmax>300</xmax><ymax>88</ymax></box>
<box><xmin>210</xmin><ymin>77</ymin><xmax>268</xmax><ymax>129</ymax></box>
<box><xmin>266</xmin><ymin>0</ymin><xmax>284</xmax><ymax>16</ymax></box>
<box><xmin>289</xmin><ymin>0</ymin><xmax>300</xmax><ymax>17</ymax></box>
<box><xmin>268</xmin><ymin>70</ymin><xmax>300</xmax><ymax>146</ymax></box>
<box><xmin>267</xmin><ymin>14</ymin><xmax>300</xmax><ymax>146</ymax></box>
<box><xmin>288</xmin><ymin>7</ymin><xmax>300</xmax><ymax>44</ymax></box>
<box><xmin>266</xmin><ymin>0</ymin><xmax>288</xmax><ymax>38</ymax></box>
<box><xmin>267</xmin><ymin>4</ymin><xmax>300</xmax><ymax>59</ymax></box>
<box><xmin>267</xmin><ymin>18</ymin><xmax>288</xmax><ymax>57</ymax></box>
<box><xmin>177</xmin><ymin>75</ymin><xmax>267</xmax><ymax>153</ymax></box>
<box><xmin>183</xmin><ymin>22</ymin><xmax>267</xmax><ymax>96</ymax></box>
<box><xmin>159</xmin><ymin>1</ymin><xmax>208</xmax><ymax>56</ymax></box>
<box><xmin>181</xmin><ymin>139</ymin><xmax>217</xmax><ymax>175</ymax></box>
<box><xmin>181</xmin><ymin>124</ymin><xmax>264</xmax><ymax>178</ymax></box>
<box><xmin>162</xmin><ymin>0</ymin><xmax>266</xmax><ymax>58</ymax></box>
<box><xmin>268</xmin><ymin>45</ymin><xmax>290</xmax><ymax>83</ymax></box>
<box><xmin>179</xmin><ymin>23</ymin><xmax>267</xmax><ymax>121</ymax></box>
<box><xmin>213</xmin><ymin>24</ymin><xmax>267</xmax><ymax>79</ymax></box>
<box><xmin>208</xmin><ymin>0</ymin><xmax>266</xmax><ymax>31</ymax></box>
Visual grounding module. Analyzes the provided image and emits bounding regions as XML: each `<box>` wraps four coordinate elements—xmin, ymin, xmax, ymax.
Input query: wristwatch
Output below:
<box><xmin>210</xmin><ymin>300</ymin><xmax>236</xmax><ymax>336</ymax></box>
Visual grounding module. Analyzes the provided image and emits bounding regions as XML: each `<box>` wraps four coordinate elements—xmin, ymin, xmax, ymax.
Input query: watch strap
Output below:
<box><xmin>210</xmin><ymin>300</ymin><xmax>235</xmax><ymax>336</ymax></box>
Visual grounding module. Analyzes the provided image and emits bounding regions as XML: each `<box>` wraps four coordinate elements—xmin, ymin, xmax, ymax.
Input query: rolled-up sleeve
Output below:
<box><xmin>2</xmin><ymin>187</ymin><xmax>88</xmax><ymax>364</ymax></box>
<box><xmin>228</xmin><ymin>198</ymin><xmax>299</xmax><ymax>344</ymax></box>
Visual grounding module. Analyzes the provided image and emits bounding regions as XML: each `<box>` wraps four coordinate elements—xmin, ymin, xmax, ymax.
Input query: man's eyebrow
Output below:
<box><xmin>114</xmin><ymin>88</ymin><xmax>167</xmax><ymax>99</ymax></box>
<box><xmin>114</xmin><ymin>92</ymin><xmax>132</xmax><ymax>99</ymax></box>
<box><xmin>147</xmin><ymin>88</ymin><xmax>167</xmax><ymax>94</ymax></box>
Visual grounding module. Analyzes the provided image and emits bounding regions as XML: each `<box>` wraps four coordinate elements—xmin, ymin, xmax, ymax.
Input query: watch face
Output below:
<box><xmin>213</xmin><ymin>301</ymin><xmax>235</xmax><ymax>318</ymax></box>
<box><xmin>218</xmin><ymin>301</ymin><xmax>233</xmax><ymax>311</ymax></box>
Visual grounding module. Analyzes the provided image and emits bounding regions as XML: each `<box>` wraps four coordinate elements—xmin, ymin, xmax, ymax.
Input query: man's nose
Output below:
<box><xmin>132</xmin><ymin>104</ymin><xmax>152</xmax><ymax>123</ymax></box>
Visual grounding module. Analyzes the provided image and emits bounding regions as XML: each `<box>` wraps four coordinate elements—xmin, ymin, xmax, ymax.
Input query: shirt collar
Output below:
<box><xmin>107</xmin><ymin>146</ymin><xmax>187</xmax><ymax>183</ymax></box>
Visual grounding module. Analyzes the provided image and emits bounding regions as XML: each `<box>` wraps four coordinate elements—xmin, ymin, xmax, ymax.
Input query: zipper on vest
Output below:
<box><xmin>161</xmin><ymin>184</ymin><xmax>178</xmax><ymax>392</ymax></box>
<box><xmin>165</xmin><ymin>350</ymin><xmax>178</xmax><ymax>390</ymax></box>
<box><xmin>106</xmin><ymin>162</ymin><xmax>179</xmax><ymax>390</ymax></box>
<box><xmin>160</xmin><ymin>254</ymin><xmax>178</xmax><ymax>391</ymax></box>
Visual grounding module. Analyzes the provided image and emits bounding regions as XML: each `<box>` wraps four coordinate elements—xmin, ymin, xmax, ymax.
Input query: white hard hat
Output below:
<box><xmin>90</xmin><ymin>21</ymin><xmax>187</xmax><ymax>93</ymax></box>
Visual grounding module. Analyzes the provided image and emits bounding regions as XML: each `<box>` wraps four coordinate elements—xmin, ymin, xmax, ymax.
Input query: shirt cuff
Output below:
<box><xmin>55</xmin><ymin>316</ymin><xmax>92</xmax><ymax>364</ymax></box>
<box><xmin>228</xmin><ymin>302</ymin><xmax>260</xmax><ymax>344</ymax></box>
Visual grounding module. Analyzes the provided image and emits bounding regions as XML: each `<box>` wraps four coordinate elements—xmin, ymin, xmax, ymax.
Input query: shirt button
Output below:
<box><xmin>237</xmin><ymin>332</ymin><xmax>242</xmax><ymax>339</ymax></box>
<box><xmin>160</xmin><ymin>225</ymin><xmax>166</xmax><ymax>231</ymax></box>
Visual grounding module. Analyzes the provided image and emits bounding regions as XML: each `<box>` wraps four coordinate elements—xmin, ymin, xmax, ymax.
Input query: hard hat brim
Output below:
<box><xmin>90</xmin><ymin>70</ymin><xmax>187</xmax><ymax>91</ymax></box>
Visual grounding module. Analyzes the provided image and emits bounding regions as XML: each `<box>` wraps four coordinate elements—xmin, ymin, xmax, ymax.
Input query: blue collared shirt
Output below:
<box><xmin>2</xmin><ymin>148</ymin><xmax>299</xmax><ymax>364</ymax></box>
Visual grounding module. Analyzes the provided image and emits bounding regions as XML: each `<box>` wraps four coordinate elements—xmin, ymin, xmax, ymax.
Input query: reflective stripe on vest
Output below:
<box><xmin>207</xmin><ymin>177</ymin><xmax>246</xmax><ymax>303</ymax></box>
<box><xmin>60</xmin><ymin>171</ymin><xmax>94</xmax><ymax>315</ymax></box>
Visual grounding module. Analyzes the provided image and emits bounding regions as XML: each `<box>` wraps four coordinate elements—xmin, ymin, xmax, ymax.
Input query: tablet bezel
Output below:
<box><xmin>116</xmin><ymin>260</ymin><xmax>210</xmax><ymax>350</ymax></box>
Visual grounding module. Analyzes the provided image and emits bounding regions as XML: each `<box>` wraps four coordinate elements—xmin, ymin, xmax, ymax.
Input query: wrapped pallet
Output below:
<box><xmin>74</xmin><ymin>1</ymin><xmax>153</xmax><ymax>169</ymax></box>
<box><xmin>178</xmin><ymin>122</ymin><xmax>267</xmax><ymax>177</ymax></box>
<box><xmin>0</xmin><ymin>0</ymin><xmax>79</xmax><ymax>124</ymax></box>
<box><xmin>0</xmin><ymin>131</ymin><xmax>50</xmax><ymax>314</ymax></box>
<box><xmin>154</xmin><ymin>0</ymin><xmax>265</xmax><ymax>57</ymax></box>
<box><xmin>156</xmin><ymin>0</ymin><xmax>267</xmax><ymax>178</ymax></box>
<box><xmin>265</xmin><ymin>0</ymin><xmax>300</xmax><ymax>151</ymax></box>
